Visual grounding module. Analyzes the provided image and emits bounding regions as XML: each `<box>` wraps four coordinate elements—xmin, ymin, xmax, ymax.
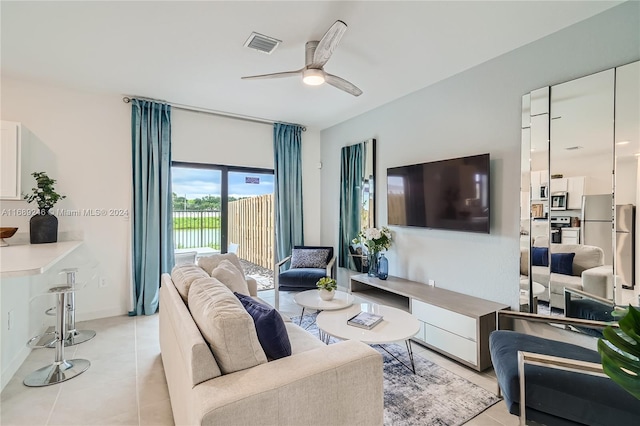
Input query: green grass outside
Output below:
<box><xmin>175</xmin><ymin>243</ymin><xmax>221</xmax><ymax>250</ymax></box>
<box><xmin>173</xmin><ymin>216</ymin><xmax>221</xmax><ymax>230</ymax></box>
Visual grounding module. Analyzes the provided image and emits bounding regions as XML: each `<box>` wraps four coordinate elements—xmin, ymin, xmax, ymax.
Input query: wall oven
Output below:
<box><xmin>550</xmin><ymin>192</ymin><xmax>568</xmax><ymax>210</ymax></box>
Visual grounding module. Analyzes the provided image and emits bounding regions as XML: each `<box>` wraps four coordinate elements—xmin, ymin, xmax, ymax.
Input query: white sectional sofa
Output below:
<box><xmin>520</xmin><ymin>241</ymin><xmax>608</xmax><ymax>310</ymax></box>
<box><xmin>159</xmin><ymin>257</ymin><xmax>384</xmax><ymax>426</ymax></box>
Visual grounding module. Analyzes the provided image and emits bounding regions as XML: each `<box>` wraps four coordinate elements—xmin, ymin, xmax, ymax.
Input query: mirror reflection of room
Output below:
<box><xmin>339</xmin><ymin>139</ymin><xmax>375</xmax><ymax>272</ymax></box>
<box><xmin>520</xmin><ymin>60</ymin><xmax>639</xmax><ymax>322</ymax></box>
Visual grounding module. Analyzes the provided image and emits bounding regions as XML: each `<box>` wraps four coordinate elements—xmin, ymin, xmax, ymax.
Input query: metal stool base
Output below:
<box><xmin>61</xmin><ymin>329</ymin><xmax>96</xmax><ymax>347</ymax></box>
<box><xmin>23</xmin><ymin>359</ymin><xmax>90</xmax><ymax>387</ymax></box>
<box><xmin>39</xmin><ymin>328</ymin><xmax>97</xmax><ymax>348</ymax></box>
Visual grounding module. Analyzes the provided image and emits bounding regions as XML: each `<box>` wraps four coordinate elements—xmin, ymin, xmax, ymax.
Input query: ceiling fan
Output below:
<box><xmin>242</xmin><ymin>20</ymin><xmax>362</xmax><ymax>97</ymax></box>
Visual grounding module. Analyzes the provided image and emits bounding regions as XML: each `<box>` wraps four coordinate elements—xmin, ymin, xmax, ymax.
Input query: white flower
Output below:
<box><xmin>370</xmin><ymin>228</ymin><xmax>381</xmax><ymax>239</ymax></box>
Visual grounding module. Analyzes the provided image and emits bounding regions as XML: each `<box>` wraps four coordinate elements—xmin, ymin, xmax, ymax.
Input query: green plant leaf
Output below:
<box><xmin>598</xmin><ymin>305</ymin><xmax>640</xmax><ymax>400</ymax></box>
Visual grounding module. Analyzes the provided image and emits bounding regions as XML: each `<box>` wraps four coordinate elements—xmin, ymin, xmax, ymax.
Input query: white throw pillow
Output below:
<box><xmin>170</xmin><ymin>263</ymin><xmax>210</xmax><ymax>303</ymax></box>
<box><xmin>188</xmin><ymin>277</ymin><xmax>267</xmax><ymax>374</ymax></box>
<box><xmin>211</xmin><ymin>259</ymin><xmax>250</xmax><ymax>296</ymax></box>
<box><xmin>198</xmin><ymin>253</ymin><xmax>244</xmax><ymax>276</ymax></box>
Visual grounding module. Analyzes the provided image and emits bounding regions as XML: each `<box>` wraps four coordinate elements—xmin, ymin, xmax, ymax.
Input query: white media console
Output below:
<box><xmin>349</xmin><ymin>274</ymin><xmax>509</xmax><ymax>371</ymax></box>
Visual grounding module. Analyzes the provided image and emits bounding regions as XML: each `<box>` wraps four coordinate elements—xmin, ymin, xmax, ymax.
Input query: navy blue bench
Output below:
<box><xmin>490</xmin><ymin>330</ymin><xmax>640</xmax><ymax>425</ymax></box>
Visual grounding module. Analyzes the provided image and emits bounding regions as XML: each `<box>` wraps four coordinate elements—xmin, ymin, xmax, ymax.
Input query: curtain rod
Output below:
<box><xmin>122</xmin><ymin>96</ymin><xmax>306</xmax><ymax>131</ymax></box>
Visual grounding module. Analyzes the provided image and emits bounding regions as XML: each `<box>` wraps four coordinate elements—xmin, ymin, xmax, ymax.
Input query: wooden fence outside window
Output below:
<box><xmin>173</xmin><ymin>194</ymin><xmax>274</xmax><ymax>270</ymax></box>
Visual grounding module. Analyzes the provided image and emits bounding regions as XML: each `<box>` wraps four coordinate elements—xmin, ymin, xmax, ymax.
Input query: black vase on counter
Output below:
<box><xmin>30</xmin><ymin>211</ymin><xmax>58</xmax><ymax>244</ymax></box>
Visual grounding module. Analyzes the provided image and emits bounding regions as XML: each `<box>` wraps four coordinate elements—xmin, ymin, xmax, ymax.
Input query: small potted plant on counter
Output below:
<box><xmin>24</xmin><ymin>171</ymin><xmax>66</xmax><ymax>244</ymax></box>
<box><xmin>316</xmin><ymin>276</ymin><xmax>338</xmax><ymax>301</ymax></box>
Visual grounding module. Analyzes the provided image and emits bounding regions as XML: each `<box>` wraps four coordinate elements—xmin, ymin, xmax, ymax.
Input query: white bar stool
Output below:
<box><xmin>24</xmin><ymin>285</ymin><xmax>90</xmax><ymax>386</ymax></box>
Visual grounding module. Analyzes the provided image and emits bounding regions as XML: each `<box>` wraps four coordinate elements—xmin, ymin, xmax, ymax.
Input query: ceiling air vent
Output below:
<box><xmin>244</xmin><ymin>32</ymin><xmax>281</xmax><ymax>54</ymax></box>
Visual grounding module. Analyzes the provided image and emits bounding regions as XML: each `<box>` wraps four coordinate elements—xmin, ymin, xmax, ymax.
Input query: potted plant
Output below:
<box><xmin>24</xmin><ymin>171</ymin><xmax>66</xmax><ymax>244</ymax></box>
<box><xmin>316</xmin><ymin>277</ymin><xmax>338</xmax><ymax>301</ymax></box>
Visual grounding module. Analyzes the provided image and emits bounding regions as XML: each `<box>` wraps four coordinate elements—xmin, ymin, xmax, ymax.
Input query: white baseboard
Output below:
<box><xmin>76</xmin><ymin>307</ymin><xmax>128</xmax><ymax>322</ymax></box>
<box><xmin>1</xmin><ymin>345</ymin><xmax>31</xmax><ymax>391</ymax></box>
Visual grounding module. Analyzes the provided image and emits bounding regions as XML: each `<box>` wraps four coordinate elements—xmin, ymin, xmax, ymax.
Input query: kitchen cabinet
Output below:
<box><xmin>531</xmin><ymin>169</ymin><xmax>549</xmax><ymax>200</ymax></box>
<box><xmin>550</xmin><ymin>177</ymin><xmax>568</xmax><ymax>192</ymax></box>
<box><xmin>0</xmin><ymin>121</ymin><xmax>29</xmax><ymax>200</ymax></box>
<box><xmin>567</xmin><ymin>176</ymin><xmax>586</xmax><ymax>210</ymax></box>
<box><xmin>549</xmin><ymin>176</ymin><xmax>586</xmax><ymax>210</ymax></box>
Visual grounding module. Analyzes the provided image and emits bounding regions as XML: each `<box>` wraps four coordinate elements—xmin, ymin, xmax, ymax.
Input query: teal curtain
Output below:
<box><xmin>273</xmin><ymin>123</ymin><xmax>304</xmax><ymax>267</ymax></box>
<box><xmin>339</xmin><ymin>142</ymin><xmax>365</xmax><ymax>268</ymax></box>
<box><xmin>130</xmin><ymin>99</ymin><xmax>174</xmax><ymax>316</ymax></box>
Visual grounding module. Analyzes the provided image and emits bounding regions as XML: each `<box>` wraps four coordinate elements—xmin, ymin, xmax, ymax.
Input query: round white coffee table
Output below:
<box><xmin>293</xmin><ymin>290</ymin><xmax>354</xmax><ymax>325</ymax></box>
<box><xmin>519</xmin><ymin>279</ymin><xmax>545</xmax><ymax>313</ymax></box>
<box><xmin>316</xmin><ymin>302</ymin><xmax>420</xmax><ymax>373</ymax></box>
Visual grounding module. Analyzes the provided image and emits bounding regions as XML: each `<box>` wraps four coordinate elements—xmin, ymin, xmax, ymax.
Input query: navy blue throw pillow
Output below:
<box><xmin>551</xmin><ymin>253</ymin><xmax>575</xmax><ymax>276</ymax></box>
<box><xmin>234</xmin><ymin>292</ymin><xmax>292</xmax><ymax>360</ymax></box>
<box><xmin>531</xmin><ymin>247</ymin><xmax>549</xmax><ymax>267</ymax></box>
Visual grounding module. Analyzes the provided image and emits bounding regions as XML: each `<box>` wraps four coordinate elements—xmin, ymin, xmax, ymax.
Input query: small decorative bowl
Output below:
<box><xmin>0</xmin><ymin>227</ymin><xmax>18</xmax><ymax>247</ymax></box>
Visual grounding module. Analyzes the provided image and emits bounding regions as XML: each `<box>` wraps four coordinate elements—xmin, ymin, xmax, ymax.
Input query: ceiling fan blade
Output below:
<box><xmin>311</xmin><ymin>20</ymin><xmax>347</xmax><ymax>68</ymax></box>
<box><xmin>325</xmin><ymin>73</ymin><xmax>363</xmax><ymax>97</ymax></box>
<box><xmin>241</xmin><ymin>69</ymin><xmax>302</xmax><ymax>80</ymax></box>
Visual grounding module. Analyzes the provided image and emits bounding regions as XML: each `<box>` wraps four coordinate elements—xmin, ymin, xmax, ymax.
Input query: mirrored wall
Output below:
<box><xmin>338</xmin><ymin>138</ymin><xmax>375</xmax><ymax>272</ymax></box>
<box><xmin>520</xmin><ymin>60</ymin><xmax>639</xmax><ymax>321</ymax></box>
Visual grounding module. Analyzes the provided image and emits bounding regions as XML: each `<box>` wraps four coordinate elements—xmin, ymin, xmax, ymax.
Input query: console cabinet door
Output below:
<box><xmin>0</xmin><ymin>121</ymin><xmax>21</xmax><ymax>200</ymax></box>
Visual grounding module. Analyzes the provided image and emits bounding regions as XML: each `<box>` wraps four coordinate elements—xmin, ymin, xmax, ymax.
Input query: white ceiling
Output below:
<box><xmin>1</xmin><ymin>1</ymin><xmax>622</xmax><ymax>130</ymax></box>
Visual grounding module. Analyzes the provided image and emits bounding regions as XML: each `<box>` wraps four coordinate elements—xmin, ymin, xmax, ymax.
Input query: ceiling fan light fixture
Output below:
<box><xmin>303</xmin><ymin>69</ymin><xmax>325</xmax><ymax>86</ymax></box>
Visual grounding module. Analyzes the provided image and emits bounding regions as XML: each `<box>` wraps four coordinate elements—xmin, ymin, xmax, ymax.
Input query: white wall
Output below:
<box><xmin>320</xmin><ymin>2</ymin><xmax>640</xmax><ymax>309</ymax></box>
<box><xmin>171</xmin><ymin>109</ymin><xmax>321</xmax><ymax>244</ymax></box>
<box><xmin>616</xmin><ymin>157</ymin><xmax>638</xmax><ymax>206</ymax></box>
<box><xmin>1</xmin><ymin>76</ymin><xmax>132</xmax><ymax>321</ymax></box>
<box><xmin>301</xmin><ymin>129</ymin><xmax>322</xmax><ymax>245</ymax></box>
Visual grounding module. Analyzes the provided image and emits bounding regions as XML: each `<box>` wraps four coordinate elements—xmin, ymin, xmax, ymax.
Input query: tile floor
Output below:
<box><xmin>1</xmin><ymin>289</ymin><xmax>517</xmax><ymax>426</ymax></box>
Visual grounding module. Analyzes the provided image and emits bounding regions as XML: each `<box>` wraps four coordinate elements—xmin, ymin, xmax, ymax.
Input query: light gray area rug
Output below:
<box><xmin>293</xmin><ymin>315</ymin><xmax>500</xmax><ymax>426</ymax></box>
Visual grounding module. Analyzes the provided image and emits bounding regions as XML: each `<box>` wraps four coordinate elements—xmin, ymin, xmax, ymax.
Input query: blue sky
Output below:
<box><xmin>172</xmin><ymin>167</ymin><xmax>274</xmax><ymax>198</ymax></box>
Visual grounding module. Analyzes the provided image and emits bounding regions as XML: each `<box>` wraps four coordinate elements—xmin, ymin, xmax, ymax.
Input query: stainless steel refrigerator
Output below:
<box><xmin>581</xmin><ymin>194</ymin><xmax>635</xmax><ymax>288</ymax></box>
<box><xmin>616</xmin><ymin>203</ymin><xmax>635</xmax><ymax>289</ymax></box>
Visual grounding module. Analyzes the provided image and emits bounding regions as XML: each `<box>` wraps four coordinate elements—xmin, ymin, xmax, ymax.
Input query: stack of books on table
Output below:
<box><xmin>347</xmin><ymin>311</ymin><xmax>383</xmax><ymax>330</ymax></box>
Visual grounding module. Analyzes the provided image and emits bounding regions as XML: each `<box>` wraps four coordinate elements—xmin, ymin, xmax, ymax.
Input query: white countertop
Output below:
<box><xmin>0</xmin><ymin>241</ymin><xmax>83</xmax><ymax>278</ymax></box>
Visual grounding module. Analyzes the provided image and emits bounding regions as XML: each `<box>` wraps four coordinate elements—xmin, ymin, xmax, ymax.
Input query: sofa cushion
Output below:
<box><xmin>290</xmin><ymin>248</ymin><xmax>330</xmax><ymax>269</ymax></box>
<box><xmin>278</xmin><ymin>268</ymin><xmax>327</xmax><ymax>290</ymax></box>
<box><xmin>549</xmin><ymin>274</ymin><xmax>582</xmax><ymax>296</ymax></box>
<box><xmin>285</xmin><ymin>322</ymin><xmax>326</xmax><ymax>354</ymax></box>
<box><xmin>211</xmin><ymin>259</ymin><xmax>250</xmax><ymax>296</ymax></box>
<box><xmin>170</xmin><ymin>263</ymin><xmax>211</xmax><ymax>303</ymax></box>
<box><xmin>198</xmin><ymin>253</ymin><xmax>245</xmax><ymax>276</ymax></box>
<box><xmin>551</xmin><ymin>252</ymin><xmax>575</xmax><ymax>276</ymax></box>
<box><xmin>235</xmin><ymin>293</ymin><xmax>291</xmax><ymax>360</ymax></box>
<box><xmin>520</xmin><ymin>249</ymin><xmax>529</xmax><ymax>276</ymax></box>
<box><xmin>188</xmin><ymin>277</ymin><xmax>267</xmax><ymax>374</ymax></box>
<box><xmin>490</xmin><ymin>330</ymin><xmax>640</xmax><ymax>425</ymax></box>
<box><xmin>531</xmin><ymin>247</ymin><xmax>549</xmax><ymax>267</ymax></box>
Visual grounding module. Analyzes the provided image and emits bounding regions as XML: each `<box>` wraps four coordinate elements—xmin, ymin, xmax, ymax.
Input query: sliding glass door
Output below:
<box><xmin>227</xmin><ymin>170</ymin><xmax>275</xmax><ymax>269</ymax></box>
<box><xmin>171</xmin><ymin>162</ymin><xmax>274</xmax><ymax>289</ymax></box>
<box><xmin>172</xmin><ymin>166</ymin><xmax>222</xmax><ymax>250</ymax></box>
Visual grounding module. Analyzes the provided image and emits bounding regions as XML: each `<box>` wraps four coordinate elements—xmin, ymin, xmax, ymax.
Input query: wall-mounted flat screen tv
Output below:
<box><xmin>387</xmin><ymin>153</ymin><xmax>490</xmax><ymax>233</ymax></box>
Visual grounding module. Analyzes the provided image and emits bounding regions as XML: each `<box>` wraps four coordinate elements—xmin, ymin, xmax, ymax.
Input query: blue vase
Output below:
<box><xmin>377</xmin><ymin>253</ymin><xmax>388</xmax><ymax>280</ymax></box>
